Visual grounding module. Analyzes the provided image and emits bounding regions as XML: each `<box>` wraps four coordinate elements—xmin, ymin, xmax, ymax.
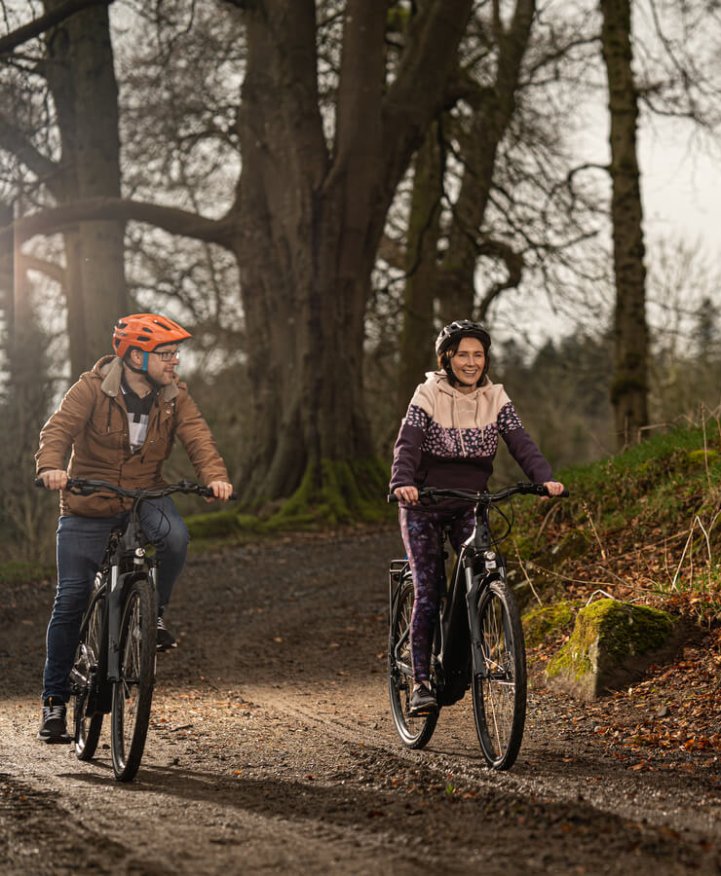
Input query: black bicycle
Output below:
<box><xmin>37</xmin><ymin>477</ymin><xmax>233</xmax><ymax>781</ymax></box>
<box><xmin>388</xmin><ymin>482</ymin><xmax>568</xmax><ymax>770</ymax></box>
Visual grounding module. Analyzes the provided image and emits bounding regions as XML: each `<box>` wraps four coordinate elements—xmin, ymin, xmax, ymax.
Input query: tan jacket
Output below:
<box><xmin>36</xmin><ymin>356</ymin><xmax>229</xmax><ymax>517</ymax></box>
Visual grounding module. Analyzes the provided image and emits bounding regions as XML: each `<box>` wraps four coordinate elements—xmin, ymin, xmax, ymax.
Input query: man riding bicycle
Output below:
<box><xmin>35</xmin><ymin>313</ymin><xmax>234</xmax><ymax>743</ymax></box>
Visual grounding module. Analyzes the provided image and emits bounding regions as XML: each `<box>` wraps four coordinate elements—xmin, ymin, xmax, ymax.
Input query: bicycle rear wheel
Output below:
<box><xmin>471</xmin><ymin>578</ymin><xmax>526</xmax><ymax>770</ymax></box>
<box><xmin>71</xmin><ymin>585</ymin><xmax>107</xmax><ymax>760</ymax></box>
<box><xmin>388</xmin><ymin>577</ymin><xmax>438</xmax><ymax>749</ymax></box>
<box><xmin>111</xmin><ymin>576</ymin><xmax>156</xmax><ymax>781</ymax></box>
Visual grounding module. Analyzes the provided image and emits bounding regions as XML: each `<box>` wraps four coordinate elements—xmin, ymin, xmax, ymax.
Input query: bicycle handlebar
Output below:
<box><xmin>387</xmin><ymin>481</ymin><xmax>570</xmax><ymax>504</ymax></box>
<box><xmin>35</xmin><ymin>477</ymin><xmax>238</xmax><ymax>501</ymax></box>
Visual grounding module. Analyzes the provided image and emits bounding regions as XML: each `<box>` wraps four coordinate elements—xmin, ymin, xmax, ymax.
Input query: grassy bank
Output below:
<box><xmin>509</xmin><ymin>421</ymin><xmax>721</xmax><ymax>625</ymax></box>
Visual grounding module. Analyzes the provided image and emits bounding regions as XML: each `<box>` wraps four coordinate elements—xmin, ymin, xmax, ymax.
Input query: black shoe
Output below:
<box><xmin>157</xmin><ymin>617</ymin><xmax>177</xmax><ymax>651</ymax></box>
<box><xmin>38</xmin><ymin>697</ymin><xmax>71</xmax><ymax>744</ymax></box>
<box><xmin>409</xmin><ymin>683</ymin><xmax>437</xmax><ymax>716</ymax></box>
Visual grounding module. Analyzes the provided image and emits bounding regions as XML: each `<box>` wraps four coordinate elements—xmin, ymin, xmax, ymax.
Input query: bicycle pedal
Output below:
<box><xmin>408</xmin><ymin>704</ymin><xmax>438</xmax><ymax>718</ymax></box>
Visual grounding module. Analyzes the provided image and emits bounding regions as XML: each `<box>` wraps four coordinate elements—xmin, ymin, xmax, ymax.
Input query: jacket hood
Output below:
<box><xmin>93</xmin><ymin>355</ymin><xmax>180</xmax><ymax>401</ymax></box>
<box><xmin>424</xmin><ymin>368</ymin><xmax>493</xmax><ymax>397</ymax></box>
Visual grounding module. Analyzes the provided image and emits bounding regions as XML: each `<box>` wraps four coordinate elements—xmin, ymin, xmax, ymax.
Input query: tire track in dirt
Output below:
<box><xmin>0</xmin><ymin>771</ymin><xmax>174</xmax><ymax>875</ymax></box>
<box><xmin>229</xmin><ymin>684</ymin><xmax>721</xmax><ymax>875</ymax></box>
<box><xmin>3</xmin><ymin>528</ymin><xmax>721</xmax><ymax>873</ymax></box>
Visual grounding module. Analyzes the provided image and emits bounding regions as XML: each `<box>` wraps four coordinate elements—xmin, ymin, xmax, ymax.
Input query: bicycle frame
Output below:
<box><xmin>36</xmin><ymin>475</ymin><xmax>237</xmax><ymax>781</ymax></box>
<box><xmin>431</xmin><ymin>501</ymin><xmax>508</xmax><ymax>704</ymax></box>
<box><xmin>105</xmin><ymin>519</ymin><xmax>158</xmax><ymax>683</ymax></box>
<box><xmin>388</xmin><ymin>481</ymin><xmax>568</xmax><ymax>765</ymax></box>
<box><xmin>390</xmin><ymin>482</ymin><xmax>559</xmax><ymax>703</ymax></box>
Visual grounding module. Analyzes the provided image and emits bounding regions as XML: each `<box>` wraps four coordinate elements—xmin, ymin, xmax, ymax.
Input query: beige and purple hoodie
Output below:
<box><xmin>390</xmin><ymin>370</ymin><xmax>552</xmax><ymax>500</ymax></box>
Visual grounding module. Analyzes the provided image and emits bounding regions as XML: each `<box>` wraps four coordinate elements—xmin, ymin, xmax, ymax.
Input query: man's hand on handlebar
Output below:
<box><xmin>543</xmin><ymin>480</ymin><xmax>565</xmax><ymax>498</ymax></box>
<box><xmin>206</xmin><ymin>480</ymin><xmax>234</xmax><ymax>502</ymax></box>
<box><xmin>37</xmin><ymin>470</ymin><xmax>68</xmax><ymax>491</ymax></box>
<box><xmin>393</xmin><ymin>485</ymin><xmax>419</xmax><ymax>505</ymax></box>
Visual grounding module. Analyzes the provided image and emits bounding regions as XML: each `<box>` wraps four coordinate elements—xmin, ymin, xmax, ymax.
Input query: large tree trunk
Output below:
<box><xmin>600</xmin><ymin>0</ymin><xmax>650</xmax><ymax>447</ymax></box>
<box><xmin>3</xmin><ymin>0</ymin><xmax>475</xmax><ymax>517</ymax></box>
<box><xmin>233</xmin><ymin>0</ymin><xmax>474</xmax><ymax>514</ymax></box>
<box><xmin>44</xmin><ymin>0</ymin><xmax>128</xmax><ymax>373</ymax></box>
<box><xmin>397</xmin><ymin>123</ymin><xmax>443</xmax><ymax>416</ymax></box>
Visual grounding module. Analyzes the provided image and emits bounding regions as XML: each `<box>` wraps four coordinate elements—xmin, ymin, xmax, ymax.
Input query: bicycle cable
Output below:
<box><xmin>487</xmin><ymin>502</ymin><xmax>513</xmax><ymax>549</ymax></box>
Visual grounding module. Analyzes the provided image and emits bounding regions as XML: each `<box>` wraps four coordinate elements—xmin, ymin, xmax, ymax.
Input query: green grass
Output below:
<box><xmin>510</xmin><ymin>420</ymin><xmax>721</xmax><ymax>625</ymax></box>
<box><xmin>0</xmin><ymin>560</ymin><xmax>55</xmax><ymax>584</ymax></box>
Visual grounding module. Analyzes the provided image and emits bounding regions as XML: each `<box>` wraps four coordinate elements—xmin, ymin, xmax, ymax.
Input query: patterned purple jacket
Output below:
<box><xmin>390</xmin><ymin>371</ymin><xmax>552</xmax><ymax>502</ymax></box>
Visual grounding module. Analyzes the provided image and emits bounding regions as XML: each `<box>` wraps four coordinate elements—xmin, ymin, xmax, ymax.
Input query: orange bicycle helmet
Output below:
<box><xmin>112</xmin><ymin>313</ymin><xmax>192</xmax><ymax>360</ymax></box>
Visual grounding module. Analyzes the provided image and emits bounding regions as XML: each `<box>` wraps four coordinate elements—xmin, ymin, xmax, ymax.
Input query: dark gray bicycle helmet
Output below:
<box><xmin>435</xmin><ymin>319</ymin><xmax>492</xmax><ymax>385</ymax></box>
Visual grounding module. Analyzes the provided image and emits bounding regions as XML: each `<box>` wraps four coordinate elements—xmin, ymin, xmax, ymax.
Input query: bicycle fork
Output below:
<box><xmin>107</xmin><ymin>563</ymin><xmax>158</xmax><ymax>681</ymax></box>
<box><xmin>464</xmin><ymin>550</ymin><xmax>501</xmax><ymax>678</ymax></box>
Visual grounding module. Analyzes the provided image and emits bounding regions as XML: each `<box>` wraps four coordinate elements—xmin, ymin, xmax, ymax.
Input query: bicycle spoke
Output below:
<box><xmin>388</xmin><ymin>577</ymin><xmax>438</xmax><ymax>749</ymax></box>
<box><xmin>111</xmin><ymin>579</ymin><xmax>155</xmax><ymax>781</ymax></box>
<box><xmin>472</xmin><ymin>581</ymin><xmax>526</xmax><ymax>770</ymax></box>
<box><xmin>72</xmin><ymin>588</ymin><xmax>107</xmax><ymax>760</ymax></box>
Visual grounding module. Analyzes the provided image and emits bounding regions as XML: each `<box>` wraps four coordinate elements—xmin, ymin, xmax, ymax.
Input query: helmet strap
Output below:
<box><xmin>443</xmin><ymin>359</ymin><xmax>459</xmax><ymax>386</ymax></box>
<box><xmin>124</xmin><ymin>350</ymin><xmax>149</xmax><ymax>375</ymax></box>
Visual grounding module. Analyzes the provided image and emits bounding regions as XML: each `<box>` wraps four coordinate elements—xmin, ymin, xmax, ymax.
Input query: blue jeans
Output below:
<box><xmin>42</xmin><ymin>497</ymin><xmax>189</xmax><ymax>702</ymax></box>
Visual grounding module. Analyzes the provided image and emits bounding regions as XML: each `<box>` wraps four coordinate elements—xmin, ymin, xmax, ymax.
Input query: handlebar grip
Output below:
<box><xmin>198</xmin><ymin>486</ymin><xmax>239</xmax><ymax>501</ymax></box>
<box><xmin>540</xmin><ymin>485</ymin><xmax>570</xmax><ymax>498</ymax></box>
<box><xmin>34</xmin><ymin>475</ymin><xmax>74</xmax><ymax>490</ymax></box>
<box><xmin>387</xmin><ymin>494</ymin><xmax>399</xmax><ymax>504</ymax></box>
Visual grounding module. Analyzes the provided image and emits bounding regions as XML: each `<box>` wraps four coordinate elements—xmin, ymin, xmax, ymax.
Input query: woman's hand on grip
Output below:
<box><xmin>394</xmin><ymin>485</ymin><xmax>419</xmax><ymax>504</ymax></box>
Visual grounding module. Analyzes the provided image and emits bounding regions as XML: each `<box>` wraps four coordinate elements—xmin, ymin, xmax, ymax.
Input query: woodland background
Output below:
<box><xmin>1</xmin><ymin>0</ymin><xmax>721</xmax><ymax>561</ymax></box>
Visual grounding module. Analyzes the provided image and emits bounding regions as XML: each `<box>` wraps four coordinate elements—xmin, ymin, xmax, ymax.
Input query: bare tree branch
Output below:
<box><xmin>0</xmin><ymin>113</ymin><xmax>59</xmax><ymax>189</ymax></box>
<box><xmin>0</xmin><ymin>0</ymin><xmax>115</xmax><ymax>56</ymax></box>
<box><xmin>18</xmin><ymin>252</ymin><xmax>66</xmax><ymax>286</ymax></box>
<box><xmin>1</xmin><ymin>197</ymin><xmax>238</xmax><ymax>250</ymax></box>
<box><xmin>476</xmin><ymin>238</ymin><xmax>524</xmax><ymax>319</ymax></box>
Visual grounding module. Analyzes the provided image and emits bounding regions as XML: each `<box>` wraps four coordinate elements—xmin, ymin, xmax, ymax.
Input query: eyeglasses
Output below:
<box><xmin>151</xmin><ymin>349</ymin><xmax>180</xmax><ymax>362</ymax></box>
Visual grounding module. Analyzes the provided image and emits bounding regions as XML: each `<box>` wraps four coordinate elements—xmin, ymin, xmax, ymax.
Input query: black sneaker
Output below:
<box><xmin>157</xmin><ymin>617</ymin><xmax>177</xmax><ymax>651</ymax></box>
<box><xmin>409</xmin><ymin>683</ymin><xmax>437</xmax><ymax>717</ymax></box>
<box><xmin>38</xmin><ymin>697</ymin><xmax>71</xmax><ymax>744</ymax></box>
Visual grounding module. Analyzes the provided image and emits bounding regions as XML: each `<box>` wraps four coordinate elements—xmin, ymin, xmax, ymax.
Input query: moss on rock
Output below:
<box><xmin>522</xmin><ymin>601</ymin><xmax>575</xmax><ymax>648</ymax></box>
<box><xmin>545</xmin><ymin>598</ymin><xmax>681</xmax><ymax>700</ymax></box>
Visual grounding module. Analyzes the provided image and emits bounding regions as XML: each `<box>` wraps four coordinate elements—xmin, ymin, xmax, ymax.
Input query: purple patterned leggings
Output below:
<box><xmin>399</xmin><ymin>505</ymin><xmax>475</xmax><ymax>684</ymax></box>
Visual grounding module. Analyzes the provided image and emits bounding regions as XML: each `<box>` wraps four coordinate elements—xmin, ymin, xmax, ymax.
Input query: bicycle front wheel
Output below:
<box><xmin>471</xmin><ymin>578</ymin><xmax>526</xmax><ymax>770</ymax></box>
<box><xmin>111</xmin><ymin>577</ymin><xmax>156</xmax><ymax>781</ymax></box>
<box><xmin>388</xmin><ymin>577</ymin><xmax>438</xmax><ymax>749</ymax></box>
<box><xmin>72</xmin><ymin>587</ymin><xmax>107</xmax><ymax>760</ymax></box>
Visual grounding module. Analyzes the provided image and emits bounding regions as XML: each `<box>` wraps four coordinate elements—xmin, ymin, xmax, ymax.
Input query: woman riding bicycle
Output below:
<box><xmin>35</xmin><ymin>313</ymin><xmax>234</xmax><ymax>743</ymax></box>
<box><xmin>390</xmin><ymin>319</ymin><xmax>564</xmax><ymax>716</ymax></box>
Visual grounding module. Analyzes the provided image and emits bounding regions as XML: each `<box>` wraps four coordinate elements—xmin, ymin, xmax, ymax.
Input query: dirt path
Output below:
<box><xmin>2</xmin><ymin>527</ymin><xmax>721</xmax><ymax>874</ymax></box>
